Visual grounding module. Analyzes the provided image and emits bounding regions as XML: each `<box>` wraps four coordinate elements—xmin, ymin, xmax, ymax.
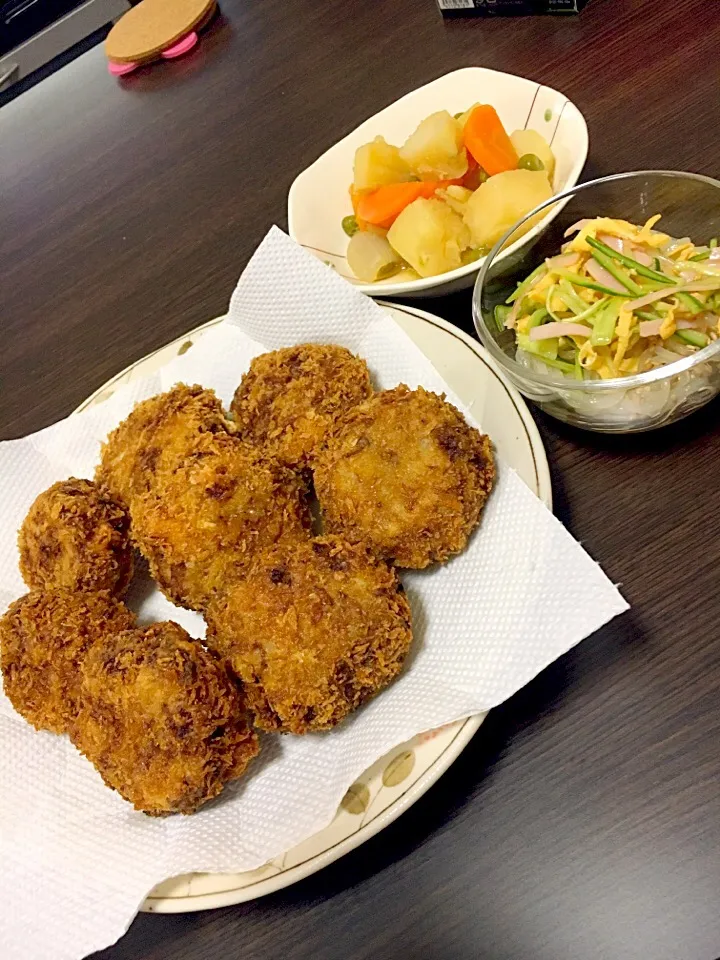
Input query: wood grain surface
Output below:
<box><xmin>3</xmin><ymin>1</ymin><xmax>720</xmax><ymax>958</ymax></box>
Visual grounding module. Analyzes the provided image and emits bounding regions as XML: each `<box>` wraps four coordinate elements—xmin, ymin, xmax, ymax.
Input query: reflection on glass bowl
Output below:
<box><xmin>472</xmin><ymin>171</ymin><xmax>720</xmax><ymax>433</ymax></box>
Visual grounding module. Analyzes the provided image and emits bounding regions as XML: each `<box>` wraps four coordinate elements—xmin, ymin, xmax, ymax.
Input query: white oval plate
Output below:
<box><xmin>76</xmin><ymin>302</ymin><xmax>551</xmax><ymax>913</ymax></box>
<box><xmin>287</xmin><ymin>67</ymin><xmax>588</xmax><ymax>298</ymax></box>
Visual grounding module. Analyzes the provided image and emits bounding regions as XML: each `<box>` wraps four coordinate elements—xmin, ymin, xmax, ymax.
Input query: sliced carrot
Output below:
<box><xmin>356</xmin><ymin>180</ymin><xmax>459</xmax><ymax>228</ymax></box>
<box><xmin>462</xmin><ymin>105</ymin><xmax>518</xmax><ymax>177</ymax></box>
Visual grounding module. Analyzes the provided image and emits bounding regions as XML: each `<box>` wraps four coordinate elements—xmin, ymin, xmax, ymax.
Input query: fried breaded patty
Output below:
<box><xmin>132</xmin><ymin>432</ymin><xmax>312</xmax><ymax>611</ymax></box>
<box><xmin>69</xmin><ymin>621</ymin><xmax>259</xmax><ymax>815</ymax></box>
<box><xmin>205</xmin><ymin>536</ymin><xmax>413</xmax><ymax>734</ymax></box>
<box><xmin>18</xmin><ymin>478</ymin><xmax>133</xmax><ymax>597</ymax></box>
<box><xmin>95</xmin><ymin>384</ymin><xmax>235</xmax><ymax>508</ymax></box>
<box><xmin>0</xmin><ymin>590</ymin><xmax>136</xmax><ymax>734</ymax></box>
<box><xmin>230</xmin><ymin>344</ymin><xmax>372</xmax><ymax>472</ymax></box>
<box><xmin>314</xmin><ymin>385</ymin><xmax>495</xmax><ymax>568</ymax></box>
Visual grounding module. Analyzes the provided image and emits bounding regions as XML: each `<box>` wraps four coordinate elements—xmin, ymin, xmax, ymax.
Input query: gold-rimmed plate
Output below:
<box><xmin>75</xmin><ymin>301</ymin><xmax>551</xmax><ymax>913</ymax></box>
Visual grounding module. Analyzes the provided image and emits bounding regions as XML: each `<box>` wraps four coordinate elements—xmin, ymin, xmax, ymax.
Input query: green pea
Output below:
<box><xmin>454</xmin><ymin>111</ymin><xmax>465</xmax><ymax>120</ymax></box>
<box><xmin>376</xmin><ymin>262</ymin><xmax>401</xmax><ymax>280</ymax></box>
<box><xmin>675</xmin><ymin>329</ymin><xmax>708</xmax><ymax>348</ymax></box>
<box><xmin>461</xmin><ymin>247</ymin><xmax>487</xmax><ymax>265</ymax></box>
<box><xmin>342</xmin><ymin>215</ymin><xmax>359</xmax><ymax>237</ymax></box>
<box><xmin>518</xmin><ymin>154</ymin><xmax>545</xmax><ymax>172</ymax></box>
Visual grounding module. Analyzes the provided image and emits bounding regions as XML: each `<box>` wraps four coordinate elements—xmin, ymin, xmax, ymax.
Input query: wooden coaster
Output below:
<box><xmin>106</xmin><ymin>0</ymin><xmax>216</xmax><ymax>65</ymax></box>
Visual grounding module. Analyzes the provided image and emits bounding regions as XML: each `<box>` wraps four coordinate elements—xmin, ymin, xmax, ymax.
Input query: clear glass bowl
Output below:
<box><xmin>472</xmin><ymin>171</ymin><xmax>720</xmax><ymax>432</ymax></box>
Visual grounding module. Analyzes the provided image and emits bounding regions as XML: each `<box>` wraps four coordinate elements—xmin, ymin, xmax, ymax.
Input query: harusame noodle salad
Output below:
<box><xmin>498</xmin><ymin>216</ymin><xmax>720</xmax><ymax>382</ymax></box>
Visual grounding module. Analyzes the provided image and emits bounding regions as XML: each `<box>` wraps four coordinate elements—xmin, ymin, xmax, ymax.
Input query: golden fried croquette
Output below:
<box><xmin>0</xmin><ymin>590</ymin><xmax>136</xmax><ymax>734</ymax></box>
<box><xmin>205</xmin><ymin>536</ymin><xmax>413</xmax><ymax>734</ymax></box>
<box><xmin>132</xmin><ymin>432</ymin><xmax>312</xmax><ymax>611</ymax></box>
<box><xmin>314</xmin><ymin>385</ymin><xmax>495</xmax><ymax>568</ymax></box>
<box><xmin>69</xmin><ymin>621</ymin><xmax>259</xmax><ymax>815</ymax></box>
<box><xmin>95</xmin><ymin>384</ymin><xmax>235</xmax><ymax>507</ymax></box>
<box><xmin>18</xmin><ymin>478</ymin><xmax>133</xmax><ymax>597</ymax></box>
<box><xmin>230</xmin><ymin>344</ymin><xmax>372</xmax><ymax>472</ymax></box>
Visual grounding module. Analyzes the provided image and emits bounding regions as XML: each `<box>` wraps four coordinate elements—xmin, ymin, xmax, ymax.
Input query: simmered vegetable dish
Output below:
<box><xmin>344</xmin><ymin>105</ymin><xmax>557</xmax><ymax>282</ymax></box>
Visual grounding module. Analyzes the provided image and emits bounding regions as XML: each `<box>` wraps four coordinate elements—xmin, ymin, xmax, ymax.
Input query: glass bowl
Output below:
<box><xmin>472</xmin><ymin>171</ymin><xmax>720</xmax><ymax>432</ymax></box>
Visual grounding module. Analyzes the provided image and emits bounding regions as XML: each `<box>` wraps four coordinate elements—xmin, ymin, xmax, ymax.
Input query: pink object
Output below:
<box><xmin>639</xmin><ymin>318</ymin><xmax>700</xmax><ymax>338</ymax></box>
<box><xmin>564</xmin><ymin>219</ymin><xmax>591</xmax><ymax>237</ymax></box>
<box><xmin>108</xmin><ymin>60</ymin><xmax>138</xmax><ymax>76</ymax></box>
<box><xmin>598</xmin><ymin>233</ymin><xmax>624</xmax><ymax>253</ymax></box>
<box><xmin>107</xmin><ymin>29</ymin><xmax>198</xmax><ymax>77</ymax></box>
<box><xmin>529</xmin><ymin>321</ymin><xmax>592</xmax><ymax>341</ymax></box>
<box><xmin>639</xmin><ymin>319</ymin><xmax>663</xmax><ymax>338</ymax></box>
<box><xmin>627</xmin><ymin>245</ymin><xmax>654</xmax><ymax>266</ymax></box>
<box><xmin>626</xmin><ymin>282</ymin><xmax>720</xmax><ymax>312</ymax></box>
<box><xmin>545</xmin><ymin>252</ymin><xmax>580</xmax><ymax>270</ymax></box>
<box><xmin>585</xmin><ymin>257</ymin><xmax>628</xmax><ymax>293</ymax></box>
<box><xmin>161</xmin><ymin>32</ymin><xmax>198</xmax><ymax>58</ymax></box>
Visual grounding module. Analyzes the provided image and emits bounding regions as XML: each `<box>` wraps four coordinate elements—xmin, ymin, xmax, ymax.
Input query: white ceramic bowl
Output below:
<box><xmin>288</xmin><ymin>67</ymin><xmax>589</xmax><ymax>298</ymax></box>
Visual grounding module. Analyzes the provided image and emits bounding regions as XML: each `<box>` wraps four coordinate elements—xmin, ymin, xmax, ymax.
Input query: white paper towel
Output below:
<box><xmin>0</xmin><ymin>227</ymin><xmax>628</xmax><ymax>960</ymax></box>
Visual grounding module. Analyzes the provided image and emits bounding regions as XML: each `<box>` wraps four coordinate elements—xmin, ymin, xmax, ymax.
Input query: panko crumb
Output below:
<box><xmin>230</xmin><ymin>344</ymin><xmax>372</xmax><ymax>472</ymax></box>
<box><xmin>314</xmin><ymin>385</ymin><xmax>495</xmax><ymax>568</ymax></box>
<box><xmin>131</xmin><ymin>432</ymin><xmax>312</xmax><ymax>611</ymax></box>
<box><xmin>205</xmin><ymin>535</ymin><xmax>413</xmax><ymax>734</ymax></box>
<box><xmin>0</xmin><ymin>589</ymin><xmax>136</xmax><ymax>734</ymax></box>
<box><xmin>69</xmin><ymin>621</ymin><xmax>259</xmax><ymax>815</ymax></box>
<box><xmin>95</xmin><ymin>384</ymin><xmax>235</xmax><ymax>508</ymax></box>
<box><xmin>18</xmin><ymin>478</ymin><xmax>133</xmax><ymax>597</ymax></box>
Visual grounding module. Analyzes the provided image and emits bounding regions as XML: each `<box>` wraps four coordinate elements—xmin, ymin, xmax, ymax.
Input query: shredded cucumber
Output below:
<box><xmin>590</xmin><ymin>299</ymin><xmax>622</xmax><ymax>347</ymax></box>
<box><xmin>507</xmin><ymin>263</ymin><xmax>545</xmax><ymax>304</ymax></box>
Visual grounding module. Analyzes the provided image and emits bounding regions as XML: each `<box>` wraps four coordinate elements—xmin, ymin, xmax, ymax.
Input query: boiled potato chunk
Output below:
<box><xmin>346</xmin><ymin>231</ymin><xmax>400</xmax><ymax>282</ymax></box>
<box><xmin>399</xmin><ymin>111</ymin><xmax>468</xmax><ymax>180</ymax></box>
<box><xmin>388</xmin><ymin>197</ymin><xmax>470</xmax><ymax>277</ymax></box>
<box><xmin>510</xmin><ymin>129</ymin><xmax>556</xmax><ymax>182</ymax></box>
<box><xmin>436</xmin><ymin>185</ymin><xmax>473</xmax><ymax>216</ymax></box>
<box><xmin>353</xmin><ymin>137</ymin><xmax>413</xmax><ymax>191</ymax></box>
<box><xmin>463</xmin><ymin>170</ymin><xmax>552</xmax><ymax>249</ymax></box>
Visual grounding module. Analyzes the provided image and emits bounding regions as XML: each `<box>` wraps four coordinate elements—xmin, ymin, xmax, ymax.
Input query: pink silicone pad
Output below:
<box><xmin>108</xmin><ymin>60</ymin><xmax>138</xmax><ymax>76</ymax></box>
<box><xmin>161</xmin><ymin>32</ymin><xmax>198</xmax><ymax>58</ymax></box>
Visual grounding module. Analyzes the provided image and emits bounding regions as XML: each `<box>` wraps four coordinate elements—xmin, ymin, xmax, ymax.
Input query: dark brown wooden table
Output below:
<box><xmin>3</xmin><ymin>1</ymin><xmax>720</xmax><ymax>957</ymax></box>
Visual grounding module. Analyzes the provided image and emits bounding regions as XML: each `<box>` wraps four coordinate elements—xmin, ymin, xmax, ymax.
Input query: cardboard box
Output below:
<box><xmin>438</xmin><ymin>0</ymin><xmax>589</xmax><ymax>14</ymax></box>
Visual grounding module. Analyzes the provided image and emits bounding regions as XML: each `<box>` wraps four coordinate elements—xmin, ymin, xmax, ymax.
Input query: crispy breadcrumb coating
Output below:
<box><xmin>95</xmin><ymin>384</ymin><xmax>235</xmax><ymax>508</ymax></box>
<box><xmin>205</xmin><ymin>536</ymin><xmax>413</xmax><ymax>733</ymax></box>
<box><xmin>132</xmin><ymin>432</ymin><xmax>312</xmax><ymax>611</ymax></box>
<box><xmin>69</xmin><ymin>621</ymin><xmax>259</xmax><ymax>815</ymax></box>
<box><xmin>314</xmin><ymin>385</ymin><xmax>495</xmax><ymax>568</ymax></box>
<box><xmin>0</xmin><ymin>590</ymin><xmax>136</xmax><ymax>734</ymax></box>
<box><xmin>230</xmin><ymin>344</ymin><xmax>372</xmax><ymax>472</ymax></box>
<box><xmin>18</xmin><ymin>478</ymin><xmax>133</xmax><ymax>597</ymax></box>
